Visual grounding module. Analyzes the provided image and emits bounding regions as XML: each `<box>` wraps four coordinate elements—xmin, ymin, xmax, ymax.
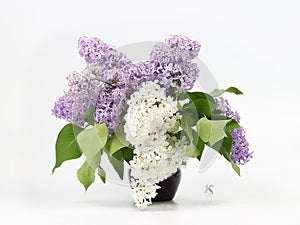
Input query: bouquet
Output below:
<box><xmin>52</xmin><ymin>35</ymin><xmax>252</xmax><ymax>209</ymax></box>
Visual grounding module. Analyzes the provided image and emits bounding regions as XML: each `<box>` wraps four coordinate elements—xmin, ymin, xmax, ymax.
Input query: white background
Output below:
<box><xmin>0</xmin><ymin>0</ymin><xmax>300</xmax><ymax>224</ymax></box>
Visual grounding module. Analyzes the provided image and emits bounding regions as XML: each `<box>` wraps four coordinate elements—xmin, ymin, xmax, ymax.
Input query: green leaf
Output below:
<box><xmin>186</xmin><ymin>92</ymin><xmax>216</xmax><ymax>106</ymax></box>
<box><xmin>108</xmin><ymin>151</ymin><xmax>124</xmax><ymax>179</ymax></box>
<box><xmin>185</xmin><ymin>134</ymin><xmax>205</xmax><ymax>158</ymax></box>
<box><xmin>88</xmin><ymin>151</ymin><xmax>101</xmax><ymax>170</ymax></box>
<box><xmin>181</xmin><ymin>111</ymin><xmax>198</xmax><ymax>129</ymax></box>
<box><xmin>114</xmin><ymin>123</ymin><xmax>130</xmax><ymax>146</ymax></box>
<box><xmin>185</xmin><ymin>144</ymin><xmax>197</xmax><ymax>157</ymax></box>
<box><xmin>225</xmin><ymin>119</ymin><xmax>240</xmax><ymax>131</ymax></box>
<box><xmin>180</xmin><ymin>112</ymin><xmax>195</xmax><ymax>140</ymax></box>
<box><xmin>209</xmin><ymin>133</ymin><xmax>240</xmax><ymax>176</ymax></box>
<box><xmin>194</xmin><ymin>134</ymin><xmax>205</xmax><ymax>160</ymax></box>
<box><xmin>209</xmin><ymin>89</ymin><xmax>225</xmax><ymax>97</ymax></box>
<box><xmin>76</xmin><ymin>123</ymin><xmax>108</xmax><ymax>167</ymax></box>
<box><xmin>180</xmin><ymin>112</ymin><xmax>205</xmax><ymax>159</ymax></box>
<box><xmin>211</xmin><ymin>134</ymin><xmax>232</xmax><ymax>157</ymax></box>
<box><xmin>80</xmin><ymin>106</ymin><xmax>96</xmax><ymax>125</ymax></box>
<box><xmin>181</xmin><ymin>117</ymin><xmax>198</xmax><ymax>157</ymax></box>
<box><xmin>210</xmin><ymin>87</ymin><xmax>243</xmax><ymax>97</ymax></box>
<box><xmin>180</xmin><ymin>92</ymin><xmax>217</xmax><ymax>118</ymax></box>
<box><xmin>95</xmin><ymin>123</ymin><xmax>108</xmax><ymax>145</ymax></box>
<box><xmin>210</xmin><ymin>132</ymin><xmax>240</xmax><ymax>176</ymax></box>
<box><xmin>231</xmin><ymin>162</ymin><xmax>240</xmax><ymax>176</ymax></box>
<box><xmin>197</xmin><ymin>116</ymin><xmax>211</xmax><ymax>143</ymax></box>
<box><xmin>179</xmin><ymin>92</ymin><xmax>214</xmax><ymax>103</ymax></box>
<box><xmin>105</xmin><ymin>136</ymin><xmax>125</xmax><ymax>156</ymax></box>
<box><xmin>73</xmin><ymin>124</ymin><xmax>84</xmax><ymax>137</ymax></box>
<box><xmin>52</xmin><ymin>124</ymin><xmax>83</xmax><ymax>173</ymax></box>
<box><xmin>105</xmin><ymin>124</ymin><xmax>129</xmax><ymax>156</ymax></box>
<box><xmin>197</xmin><ymin>117</ymin><xmax>231</xmax><ymax>146</ymax></box>
<box><xmin>210</xmin><ymin>113</ymin><xmax>231</xmax><ymax>120</ymax></box>
<box><xmin>98</xmin><ymin>166</ymin><xmax>106</xmax><ymax>183</ymax></box>
<box><xmin>186</xmin><ymin>100</ymin><xmax>216</xmax><ymax>118</ymax></box>
<box><xmin>209</xmin><ymin>120</ymin><xmax>231</xmax><ymax>146</ymax></box>
<box><xmin>121</xmin><ymin>147</ymin><xmax>134</xmax><ymax>164</ymax></box>
<box><xmin>77</xmin><ymin>161</ymin><xmax>95</xmax><ymax>190</ymax></box>
<box><xmin>226</xmin><ymin>87</ymin><xmax>243</xmax><ymax>95</ymax></box>
<box><xmin>223</xmin><ymin>149</ymin><xmax>241</xmax><ymax>176</ymax></box>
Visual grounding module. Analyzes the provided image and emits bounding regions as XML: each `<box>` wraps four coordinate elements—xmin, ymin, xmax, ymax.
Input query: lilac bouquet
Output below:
<box><xmin>52</xmin><ymin>35</ymin><xmax>252</xmax><ymax>209</ymax></box>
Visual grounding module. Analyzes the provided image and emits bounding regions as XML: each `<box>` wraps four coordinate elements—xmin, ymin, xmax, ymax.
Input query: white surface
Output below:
<box><xmin>1</xmin><ymin>0</ymin><xmax>300</xmax><ymax>224</ymax></box>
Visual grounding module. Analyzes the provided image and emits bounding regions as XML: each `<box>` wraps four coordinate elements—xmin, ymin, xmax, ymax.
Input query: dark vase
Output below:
<box><xmin>152</xmin><ymin>169</ymin><xmax>181</xmax><ymax>202</ymax></box>
<box><xmin>129</xmin><ymin>169</ymin><xmax>182</xmax><ymax>202</ymax></box>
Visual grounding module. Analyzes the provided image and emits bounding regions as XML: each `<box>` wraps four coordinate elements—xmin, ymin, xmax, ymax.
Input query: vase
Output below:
<box><xmin>129</xmin><ymin>169</ymin><xmax>182</xmax><ymax>202</ymax></box>
<box><xmin>152</xmin><ymin>169</ymin><xmax>181</xmax><ymax>202</ymax></box>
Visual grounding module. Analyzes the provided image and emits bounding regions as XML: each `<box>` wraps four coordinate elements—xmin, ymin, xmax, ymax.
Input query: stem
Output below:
<box><xmin>91</xmin><ymin>78</ymin><xmax>113</xmax><ymax>86</ymax></box>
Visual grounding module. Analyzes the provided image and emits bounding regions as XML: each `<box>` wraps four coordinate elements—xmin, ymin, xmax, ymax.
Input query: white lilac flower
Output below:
<box><xmin>124</xmin><ymin>80</ymin><xmax>180</xmax><ymax>147</ymax></box>
<box><xmin>124</xmin><ymin>81</ymin><xmax>188</xmax><ymax>209</ymax></box>
<box><xmin>131</xmin><ymin>184</ymin><xmax>160</xmax><ymax>209</ymax></box>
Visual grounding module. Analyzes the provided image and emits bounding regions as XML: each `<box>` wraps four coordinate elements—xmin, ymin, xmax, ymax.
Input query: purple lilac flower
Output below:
<box><xmin>53</xmin><ymin>37</ymin><xmax>131</xmax><ymax>128</ymax></box>
<box><xmin>53</xmin><ymin>35</ymin><xmax>202</xmax><ymax>131</ymax></box>
<box><xmin>120</xmin><ymin>62</ymin><xmax>152</xmax><ymax>91</ymax></box>
<box><xmin>150</xmin><ymin>35</ymin><xmax>201</xmax><ymax>63</ymax></box>
<box><xmin>215</xmin><ymin>97</ymin><xmax>252</xmax><ymax>165</ymax></box>
<box><xmin>230</xmin><ymin>127</ymin><xmax>251</xmax><ymax>165</ymax></box>
<box><xmin>52</xmin><ymin>91</ymin><xmax>74</xmax><ymax>124</ymax></box>
<box><xmin>149</xmin><ymin>60</ymin><xmax>199</xmax><ymax>93</ymax></box>
<box><xmin>52</xmin><ymin>70</ymin><xmax>102</xmax><ymax>127</ymax></box>
<box><xmin>165</xmin><ymin>35</ymin><xmax>201</xmax><ymax>58</ymax></box>
<box><xmin>93</xmin><ymin>62</ymin><xmax>157</xmax><ymax>132</ymax></box>
<box><xmin>150</xmin><ymin>42</ymin><xmax>188</xmax><ymax>64</ymax></box>
<box><xmin>94</xmin><ymin>71</ymin><xmax>129</xmax><ymax>132</ymax></box>
<box><xmin>78</xmin><ymin>36</ymin><xmax>131</xmax><ymax>68</ymax></box>
<box><xmin>215</xmin><ymin>97</ymin><xmax>241</xmax><ymax>123</ymax></box>
<box><xmin>120</xmin><ymin>59</ymin><xmax>199</xmax><ymax>94</ymax></box>
<box><xmin>149</xmin><ymin>35</ymin><xmax>201</xmax><ymax>93</ymax></box>
<box><xmin>204</xmin><ymin>184</ymin><xmax>214</xmax><ymax>194</ymax></box>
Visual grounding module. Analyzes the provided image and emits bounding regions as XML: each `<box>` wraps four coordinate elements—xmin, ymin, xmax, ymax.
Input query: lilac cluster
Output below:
<box><xmin>52</xmin><ymin>37</ymin><xmax>130</xmax><ymax>127</ymax></box>
<box><xmin>53</xmin><ymin>35</ymin><xmax>201</xmax><ymax>132</ymax></box>
<box><xmin>215</xmin><ymin>98</ymin><xmax>241</xmax><ymax>123</ymax></box>
<box><xmin>93</xmin><ymin>62</ymin><xmax>156</xmax><ymax>132</ymax></box>
<box><xmin>52</xmin><ymin>91</ymin><xmax>74</xmax><ymax>124</ymax></box>
<box><xmin>52</xmin><ymin>70</ymin><xmax>101</xmax><ymax>127</ymax></box>
<box><xmin>149</xmin><ymin>61</ymin><xmax>199</xmax><ymax>93</ymax></box>
<box><xmin>151</xmin><ymin>35</ymin><xmax>201</xmax><ymax>63</ymax></box>
<box><xmin>215</xmin><ymin>97</ymin><xmax>252</xmax><ymax>165</ymax></box>
<box><xmin>94</xmin><ymin>71</ymin><xmax>131</xmax><ymax>132</ymax></box>
<box><xmin>120</xmin><ymin>62</ymin><xmax>152</xmax><ymax>91</ymax></box>
<box><xmin>78</xmin><ymin>36</ymin><xmax>130</xmax><ymax>69</ymax></box>
<box><xmin>149</xmin><ymin>35</ymin><xmax>200</xmax><ymax>93</ymax></box>
<box><xmin>93</xmin><ymin>61</ymin><xmax>157</xmax><ymax>132</ymax></box>
<box><xmin>165</xmin><ymin>35</ymin><xmax>201</xmax><ymax>58</ymax></box>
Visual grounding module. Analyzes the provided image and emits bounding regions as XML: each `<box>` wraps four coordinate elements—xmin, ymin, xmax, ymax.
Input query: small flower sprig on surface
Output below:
<box><xmin>204</xmin><ymin>184</ymin><xmax>214</xmax><ymax>194</ymax></box>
